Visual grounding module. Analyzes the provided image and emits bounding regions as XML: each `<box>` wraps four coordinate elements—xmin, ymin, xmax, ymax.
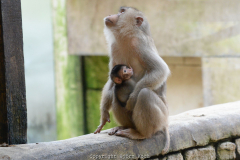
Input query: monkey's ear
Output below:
<box><xmin>136</xmin><ymin>17</ymin><xmax>143</xmax><ymax>26</ymax></box>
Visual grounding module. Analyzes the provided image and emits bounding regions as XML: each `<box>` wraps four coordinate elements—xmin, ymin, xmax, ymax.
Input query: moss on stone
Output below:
<box><xmin>85</xmin><ymin>56</ymin><xmax>109</xmax><ymax>89</ymax></box>
<box><xmin>52</xmin><ymin>0</ymin><xmax>84</xmax><ymax>140</ymax></box>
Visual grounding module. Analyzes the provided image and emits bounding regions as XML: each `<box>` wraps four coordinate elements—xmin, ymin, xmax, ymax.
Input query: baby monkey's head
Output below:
<box><xmin>110</xmin><ymin>64</ymin><xmax>133</xmax><ymax>85</ymax></box>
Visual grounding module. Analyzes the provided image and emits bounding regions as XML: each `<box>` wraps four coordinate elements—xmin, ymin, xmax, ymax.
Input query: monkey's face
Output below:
<box><xmin>119</xmin><ymin>66</ymin><xmax>133</xmax><ymax>80</ymax></box>
<box><xmin>122</xmin><ymin>66</ymin><xmax>133</xmax><ymax>79</ymax></box>
<box><xmin>113</xmin><ymin>66</ymin><xmax>133</xmax><ymax>85</ymax></box>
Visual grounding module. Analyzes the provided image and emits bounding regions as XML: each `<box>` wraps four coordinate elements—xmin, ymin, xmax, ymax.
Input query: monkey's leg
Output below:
<box><xmin>114</xmin><ymin>88</ymin><xmax>168</xmax><ymax>140</ymax></box>
<box><xmin>133</xmin><ymin>88</ymin><xmax>170</xmax><ymax>154</ymax></box>
<box><xmin>115</xmin><ymin>128</ymin><xmax>145</xmax><ymax>139</ymax></box>
<box><xmin>133</xmin><ymin>88</ymin><xmax>168</xmax><ymax>138</ymax></box>
<box><xmin>111</xmin><ymin>99</ymin><xmax>135</xmax><ymax>129</ymax></box>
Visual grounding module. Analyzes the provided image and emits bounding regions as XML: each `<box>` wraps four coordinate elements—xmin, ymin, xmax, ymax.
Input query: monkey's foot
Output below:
<box><xmin>115</xmin><ymin>128</ymin><xmax>146</xmax><ymax>140</ymax></box>
<box><xmin>108</xmin><ymin>126</ymin><xmax>126</xmax><ymax>135</ymax></box>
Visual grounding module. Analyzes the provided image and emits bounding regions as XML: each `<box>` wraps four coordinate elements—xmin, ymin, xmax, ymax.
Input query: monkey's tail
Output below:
<box><xmin>161</xmin><ymin>127</ymin><xmax>170</xmax><ymax>155</ymax></box>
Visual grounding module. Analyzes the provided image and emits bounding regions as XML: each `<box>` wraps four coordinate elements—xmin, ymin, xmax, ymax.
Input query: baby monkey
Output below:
<box><xmin>110</xmin><ymin>65</ymin><xmax>135</xmax><ymax>107</ymax></box>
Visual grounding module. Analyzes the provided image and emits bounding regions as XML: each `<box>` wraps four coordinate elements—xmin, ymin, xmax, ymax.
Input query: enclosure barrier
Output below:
<box><xmin>0</xmin><ymin>101</ymin><xmax>240</xmax><ymax>160</ymax></box>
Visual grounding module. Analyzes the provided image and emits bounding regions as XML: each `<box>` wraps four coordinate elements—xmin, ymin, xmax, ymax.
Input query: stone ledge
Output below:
<box><xmin>0</xmin><ymin>101</ymin><xmax>240</xmax><ymax>160</ymax></box>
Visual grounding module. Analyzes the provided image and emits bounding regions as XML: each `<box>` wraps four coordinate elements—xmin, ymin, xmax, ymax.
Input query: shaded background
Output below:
<box><xmin>21</xmin><ymin>0</ymin><xmax>56</xmax><ymax>142</ymax></box>
<box><xmin>22</xmin><ymin>0</ymin><xmax>240</xmax><ymax>143</ymax></box>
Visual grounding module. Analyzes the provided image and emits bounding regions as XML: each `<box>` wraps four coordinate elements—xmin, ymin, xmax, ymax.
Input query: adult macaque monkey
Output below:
<box><xmin>94</xmin><ymin>7</ymin><xmax>170</xmax><ymax>154</ymax></box>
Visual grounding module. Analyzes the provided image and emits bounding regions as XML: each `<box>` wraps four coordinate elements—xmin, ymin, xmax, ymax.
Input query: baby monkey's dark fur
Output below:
<box><xmin>110</xmin><ymin>65</ymin><xmax>136</xmax><ymax>107</ymax></box>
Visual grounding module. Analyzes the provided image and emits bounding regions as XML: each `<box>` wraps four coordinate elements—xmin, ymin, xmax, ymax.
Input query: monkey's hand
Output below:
<box><xmin>94</xmin><ymin>112</ymin><xmax>110</xmax><ymax>134</ymax></box>
<box><xmin>94</xmin><ymin>119</ymin><xmax>110</xmax><ymax>134</ymax></box>
<box><xmin>125</xmin><ymin>93</ymin><xmax>137</xmax><ymax>111</ymax></box>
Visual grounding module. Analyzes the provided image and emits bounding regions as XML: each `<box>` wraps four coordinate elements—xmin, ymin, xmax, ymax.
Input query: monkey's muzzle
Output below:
<box><xmin>105</xmin><ymin>18</ymin><xmax>113</xmax><ymax>24</ymax></box>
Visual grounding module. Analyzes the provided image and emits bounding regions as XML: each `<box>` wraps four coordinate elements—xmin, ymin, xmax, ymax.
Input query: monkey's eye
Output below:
<box><xmin>120</xmin><ymin>8</ymin><xmax>125</xmax><ymax>13</ymax></box>
<box><xmin>123</xmin><ymin>70</ymin><xmax>127</xmax><ymax>73</ymax></box>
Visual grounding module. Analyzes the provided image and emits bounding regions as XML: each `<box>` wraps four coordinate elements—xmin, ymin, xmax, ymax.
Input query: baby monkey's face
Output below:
<box><xmin>114</xmin><ymin>66</ymin><xmax>133</xmax><ymax>84</ymax></box>
<box><xmin>122</xmin><ymin>66</ymin><xmax>133</xmax><ymax>79</ymax></box>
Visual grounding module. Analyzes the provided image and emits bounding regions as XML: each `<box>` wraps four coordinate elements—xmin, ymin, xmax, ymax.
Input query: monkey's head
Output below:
<box><xmin>110</xmin><ymin>65</ymin><xmax>133</xmax><ymax>85</ymax></box>
<box><xmin>104</xmin><ymin>7</ymin><xmax>150</xmax><ymax>37</ymax></box>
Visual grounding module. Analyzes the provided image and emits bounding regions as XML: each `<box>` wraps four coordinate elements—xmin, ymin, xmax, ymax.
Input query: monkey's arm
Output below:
<box><xmin>94</xmin><ymin>79</ymin><xmax>114</xmax><ymax>134</ymax></box>
<box><xmin>126</xmin><ymin>53</ymin><xmax>170</xmax><ymax>111</ymax></box>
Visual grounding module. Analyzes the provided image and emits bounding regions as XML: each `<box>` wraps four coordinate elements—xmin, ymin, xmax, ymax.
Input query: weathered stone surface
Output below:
<box><xmin>217</xmin><ymin>142</ymin><xmax>236</xmax><ymax>160</ymax></box>
<box><xmin>160</xmin><ymin>153</ymin><xmax>183</xmax><ymax>160</ymax></box>
<box><xmin>167</xmin><ymin>153</ymin><xmax>184</xmax><ymax>160</ymax></box>
<box><xmin>169</xmin><ymin>101</ymin><xmax>240</xmax><ymax>152</ymax></box>
<box><xmin>0</xmin><ymin>101</ymin><xmax>239</xmax><ymax>160</ymax></box>
<box><xmin>184</xmin><ymin>146</ymin><xmax>216</xmax><ymax>160</ymax></box>
<box><xmin>236</xmin><ymin>139</ymin><xmax>240</xmax><ymax>154</ymax></box>
<box><xmin>236</xmin><ymin>139</ymin><xmax>240</xmax><ymax>159</ymax></box>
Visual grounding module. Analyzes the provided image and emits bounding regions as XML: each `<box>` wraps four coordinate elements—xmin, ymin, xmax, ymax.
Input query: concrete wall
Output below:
<box><xmin>66</xmin><ymin>0</ymin><xmax>240</xmax><ymax>57</ymax></box>
<box><xmin>163</xmin><ymin>57</ymin><xmax>203</xmax><ymax>115</ymax></box>
<box><xmin>202</xmin><ymin>57</ymin><xmax>240</xmax><ymax>106</ymax></box>
<box><xmin>1</xmin><ymin>101</ymin><xmax>239</xmax><ymax>160</ymax></box>
<box><xmin>165</xmin><ymin>56</ymin><xmax>240</xmax><ymax>112</ymax></box>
